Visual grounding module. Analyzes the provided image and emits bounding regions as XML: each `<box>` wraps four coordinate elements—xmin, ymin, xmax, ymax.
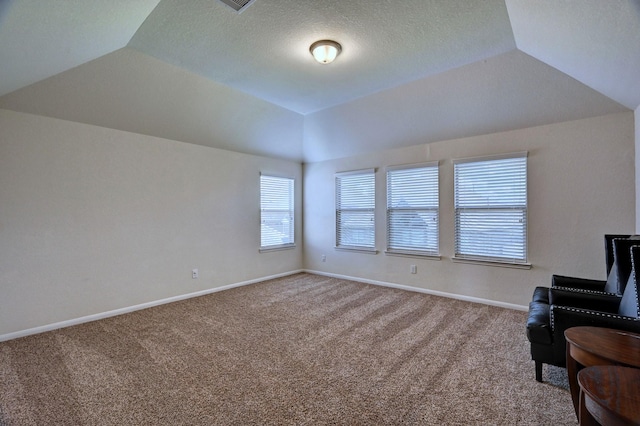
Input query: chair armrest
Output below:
<box><xmin>551</xmin><ymin>275</ymin><xmax>606</xmax><ymax>291</ymax></box>
<box><xmin>549</xmin><ymin>287</ymin><xmax>620</xmax><ymax>312</ymax></box>
<box><xmin>527</xmin><ymin>301</ymin><xmax>552</xmax><ymax>344</ymax></box>
<box><xmin>532</xmin><ymin>286</ymin><xmax>549</xmax><ymax>303</ymax></box>
<box><xmin>551</xmin><ymin>305</ymin><xmax>640</xmax><ymax>334</ymax></box>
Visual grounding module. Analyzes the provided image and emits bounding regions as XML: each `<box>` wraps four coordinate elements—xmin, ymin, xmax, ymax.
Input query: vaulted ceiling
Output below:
<box><xmin>0</xmin><ymin>0</ymin><xmax>638</xmax><ymax>162</ymax></box>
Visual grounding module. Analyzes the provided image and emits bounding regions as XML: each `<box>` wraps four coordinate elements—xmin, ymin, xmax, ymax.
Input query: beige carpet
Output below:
<box><xmin>0</xmin><ymin>273</ymin><xmax>575</xmax><ymax>425</ymax></box>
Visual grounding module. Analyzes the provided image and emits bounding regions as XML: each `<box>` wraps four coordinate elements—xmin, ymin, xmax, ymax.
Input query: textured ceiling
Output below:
<box><xmin>0</xmin><ymin>0</ymin><xmax>638</xmax><ymax>162</ymax></box>
<box><xmin>128</xmin><ymin>0</ymin><xmax>516</xmax><ymax>114</ymax></box>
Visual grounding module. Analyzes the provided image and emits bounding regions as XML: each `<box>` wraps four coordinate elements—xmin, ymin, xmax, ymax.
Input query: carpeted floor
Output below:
<box><xmin>0</xmin><ymin>273</ymin><xmax>575</xmax><ymax>425</ymax></box>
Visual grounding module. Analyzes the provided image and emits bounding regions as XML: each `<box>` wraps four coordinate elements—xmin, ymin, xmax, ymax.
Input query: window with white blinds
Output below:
<box><xmin>260</xmin><ymin>174</ymin><xmax>294</xmax><ymax>250</ymax></box>
<box><xmin>454</xmin><ymin>153</ymin><xmax>528</xmax><ymax>265</ymax></box>
<box><xmin>386</xmin><ymin>163</ymin><xmax>439</xmax><ymax>256</ymax></box>
<box><xmin>335</xmin><ymin>169</ymin><xmax>375</xmax><ymax>251</ymax></box>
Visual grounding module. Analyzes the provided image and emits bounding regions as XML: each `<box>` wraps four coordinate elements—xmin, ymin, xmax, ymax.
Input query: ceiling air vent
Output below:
<box><xmin>217</xmin><ymin>0</ymin><xmax>257</xmax><ymax>13</ymax></box>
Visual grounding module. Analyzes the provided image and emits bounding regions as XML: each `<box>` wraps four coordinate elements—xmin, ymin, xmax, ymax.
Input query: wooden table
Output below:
<box><xmin>565</xmin><ymin>327</ymin><xmax>640</xmax><ymax>418</ymax></box>
<box><xmin>578</xmin><ymin>366</ymin><xmax>640</xmax><ymax>425</ymax></box>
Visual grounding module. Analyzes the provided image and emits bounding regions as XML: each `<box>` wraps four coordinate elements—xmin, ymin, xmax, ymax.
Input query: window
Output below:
<box><xmin>454</xmin><ymin>153</ymin><xmax>528</xmax><ymax>265</ymax></box>
<box><xmin>260</xmin><ymin>174</ymin><xmax>294</xmax><ymax>251</ymax></box>
<box><xmin>386</xmin><ymin>162</ymin><xmax>439</xmax><ymax>256</ymax></box>
<box><xmin>335</xmin><ymin>169</ymin><xmax>376</xmax><ymax>251</ymax></box>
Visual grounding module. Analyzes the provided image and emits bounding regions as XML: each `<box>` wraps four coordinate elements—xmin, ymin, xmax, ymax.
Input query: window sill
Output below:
<box><xmin>335</xmin><ymin>246</ymin><xmax>378</xmax><ymax>255</ymax></box>
<box><xmin>451</xmin><ymin>256</ymin><xmax>531</xmax><ymax>270</ymax></box>
<box><xmin>259</xmin><ymin>244</ymin><xmax>296</xmax><ymax>253</ymax></box>
<box><xmin>385</xmin><ymin>250</ymin><xmax>441</xmax><ymax>261</ymax></box>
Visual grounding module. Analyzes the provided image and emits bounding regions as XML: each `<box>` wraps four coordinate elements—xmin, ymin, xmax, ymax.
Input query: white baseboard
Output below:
<box><xmin>0</xmin><ymin>269</ymin><xmax>304</xmax><ymax>342</ymax></box>
<box><xmin>304</xmin><ymin>269</ymin><xmax>529</xmax><ymax>312</ymax></box>
<box><xmin>1</xmin><ymin>269</ymin><xmax>526</xmax><ymax>342</ymax></box>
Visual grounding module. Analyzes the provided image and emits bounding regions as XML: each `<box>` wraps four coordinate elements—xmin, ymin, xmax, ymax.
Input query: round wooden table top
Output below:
<box><xmin>565</xmin><ymin>326</ymin><xmax>640</xmax><ymax>367</ymax></box>
<box><xmin>578</xmin><ymin>366</ymin><xmax>640</xmax><ymax>425</ymax></box>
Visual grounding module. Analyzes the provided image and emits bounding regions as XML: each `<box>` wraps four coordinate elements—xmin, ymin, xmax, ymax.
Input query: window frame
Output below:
<box><xmin>259</xmin><ymin>174</ymin><xmax>295</xmax><ymax>252</ymax></box>
<box><xmin>453</xmin><ymin>152</ymin><xmax>530</xmax><ymax>268</ymax></box>
<box><xmin>335</xmin><ymin>168</ymin><xmax>377</xmax><ymax>253</ymax></box>
<box><xmin>385</xmin><ymin>161</ymin><xmax>440</xmax><ymax>258</ymax></box>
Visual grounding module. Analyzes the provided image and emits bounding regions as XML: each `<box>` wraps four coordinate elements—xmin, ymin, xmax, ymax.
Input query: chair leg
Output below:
<box><xmin>535</xmin><ymin>361</ymin><xmax>543</xmax><ymax>382</ymax></box>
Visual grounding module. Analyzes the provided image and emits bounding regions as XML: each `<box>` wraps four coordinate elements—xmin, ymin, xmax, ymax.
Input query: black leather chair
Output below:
<box><xmin>531</xmin><ymin>236</ymin><xmax>636</xmax><ymax>306</ymax></box>
<box><xmin>604</xmin><ymin>234</ymin><xmax>634</xmax><ymax>276</ymax></box>
<box><xmin>526</xmin><ymin>244</ymin><xmax>640</xmax><ymax>382</ymax></box>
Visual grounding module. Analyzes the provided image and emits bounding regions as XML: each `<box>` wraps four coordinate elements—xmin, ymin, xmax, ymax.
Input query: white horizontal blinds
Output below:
<box><xmin>260</xmin><ymin>175</ymin><xmax>294</xmax><ymax>249</ymax></box>
<box><xmin>336</xmin><ymin>170</ymin><xmax>375</xmax><ymax>250</ymax></box>
<box><xmin>386</xmin><ymin>163</ymin><xmax>439</xmax><ymax>255</ymax></box>
<box><xmin>454</xmin><ymin>153</ymin><xmax>527</xmax><ymax>263</ymax></box>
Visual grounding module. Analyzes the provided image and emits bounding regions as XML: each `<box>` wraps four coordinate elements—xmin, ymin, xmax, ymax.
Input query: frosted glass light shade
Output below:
<box><xmin>310</xmin><ymin>40</ymin><xmax>342</xmax><ymax>64</ymax></box>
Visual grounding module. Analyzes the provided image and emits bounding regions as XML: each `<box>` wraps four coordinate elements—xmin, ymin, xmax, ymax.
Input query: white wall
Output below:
<box><xmin>301</xmin><ymin>50</ymin><xmax>626</xmax><ymax>164</ymax></box>
<box><xmin>636</xmin><ymin>105</ymin><xmax>640</xmax><ymax>232</ymax></box>
<box><xmin>1</xmin><ymin>108</ymin><xmax>634</xmax><ymax>337</ymax></box>
<box><xmin>0</xmin><ymin>48</ymin><xmax>305</xmax><ymax>162</ymax></box>
<box><xmin>303</xmin><ymin>112</ymin><xmax>635</xmax><ymax>307</ymax></box>
<box><xmin>0</xmin><ymin>109</ymin><xmax>302</xmax><ymax>337</ymax></box>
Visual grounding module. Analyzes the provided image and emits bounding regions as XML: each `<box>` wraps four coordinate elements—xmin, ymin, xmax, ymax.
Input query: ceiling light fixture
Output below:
<box><xmin>310</xmin><ymin>40</ymin><xmax>342</xmax><ymax>64</ymax></box>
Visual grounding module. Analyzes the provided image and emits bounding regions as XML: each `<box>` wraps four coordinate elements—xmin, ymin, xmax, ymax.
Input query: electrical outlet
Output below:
<box><xmin>410</xmin><ymin>265</ymin><xmax>417</xmax><ymax>274</ymax></box>
<box><xmin>192</xmin><ymin>269</ymin><xmax>199</xmax><ymax>279</ymax></box>
<box><xmin>322</xmin><ymin>254</ymin><xmax>326</xmax><ymax>262</ymax></box>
